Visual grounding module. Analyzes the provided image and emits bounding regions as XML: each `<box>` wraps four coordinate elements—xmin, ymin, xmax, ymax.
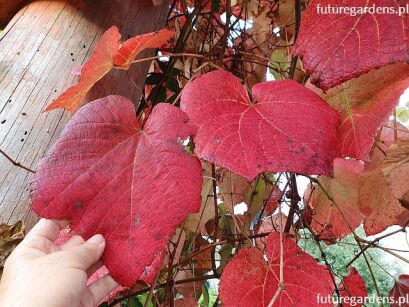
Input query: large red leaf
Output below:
<box><xmin>389</xmin><ymin>274</ymin><xmax>409</xmax><ymax>306</ymax></box>
<box><xmin>339</xmin><ymin>267</ymin><xmax>368</xmax><ymax>307</ymax></box>
<box><xmin>219</xmin><ymin>232</ymin><xmax>334</xmax><ymax>306</ymax></box>
<box><xmin>293</xmin><ymin>0</ymin><xmax>409</xmax><ymax>90</ymax></box>
<box><xmin>308</xmin><ymin>63</ymin><xmax>409</xmax><ymax>160</ymax></box>
<box><xmin>31</xmin><ymin>95</ymin><xmax>202</xmax><ymax>286</ymax></box>
<box><xmin>46</xmin><ymin>27</ymin><xmax>175</xmax><ymax>113</ymax></box>
<box><xmin>180</xmin><ymin>70</ymin><xmax>340</xmax><ymax>180</ymax></box>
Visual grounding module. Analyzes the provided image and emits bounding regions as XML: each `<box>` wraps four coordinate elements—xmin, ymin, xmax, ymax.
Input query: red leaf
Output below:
<box><xmin>114</xmin><ymin>29</ymin><xmax>175</xmax><ymax>69</ymax></box>
<box><xmin>180</xmin><ymin>70</ymin><xmax>340</xmax><ymax>180</ymax></box>
<box><xmin>46</xmin><ymin>27</ymin><xmax>175</xmax><ymax>113</ymax></box>
<box><xmin>31</xmin><ymin>95</ymin><xmax>202</xmax><ymax>286</ymax></box>
<box><xmin>219</xmin><ymin>232</ymin><xmax>334</xmax><ymax>306</ymax></box>
<box><xmin>340</xmin><ymin>268</ymin><xmax>368</xmax><ymax>307</ymax></box>
<box><xmin>308</xmin><ymin>63</ymin><xmax>409</xmax><ymax>160</ymax></box>
<box><xmin>293</xmin><ymin>0</ymin><xmax>409</xmax><ymax>90</ymax></box>
<box><xmin>46</xmin><ymin>26</ymin><xmax>120</xmax><ymax>113</ymax></box>
<box><xmin>389</xmin><ymin>275</ymin><xmax>409</xmax><ymax>307</ymax></box>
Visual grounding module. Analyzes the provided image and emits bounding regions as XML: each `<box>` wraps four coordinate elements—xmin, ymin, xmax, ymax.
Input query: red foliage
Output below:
<box><xmin>389</xmin><ymin>275</ymin><xmax>409</xmax><ymax>307</ymax></box>
<box><xmin>219</xmin><ymin>232</ymin><xmax>334</xmax><ymax>306</ymax></box>
<box><xmin>46</xmin><ymin>27</ymin><xmax>174</xmax><ymax>113</ymax></box>
<box><xmin>293</xmin><ymin>0</ymin><xmax>409</xmax><ymax>90</ymax></box>
<box><xmin>339</xmin><ymin>268</ymin><xmax>368</xmax><ymax>307</ymax></box>
<box><xmin>31</xmin><ymin>96</ymin><xmax>202</xmax><ymax>286</ymax></box>
<box><xmin>180</xmin><ymin>70</ymin><xmax>340</xmax><ymax>180</ymax></box>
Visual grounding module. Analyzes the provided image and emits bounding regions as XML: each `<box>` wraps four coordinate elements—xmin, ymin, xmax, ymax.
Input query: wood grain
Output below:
<box><xmin>0</xmin><ymin>0</ymin><xmax>168</xmax><ymax>229</ymax></box>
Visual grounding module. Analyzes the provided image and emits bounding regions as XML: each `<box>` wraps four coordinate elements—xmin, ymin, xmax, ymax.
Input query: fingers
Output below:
<box><xmin>60</xmin><ymin>235</ymin><xmax>85</xmax><ymax>250</ymax></box>
<box><xmin>25</xmin><ymin>218</ymin><xmax>69</xmax><ymax>243</ymax></box>
<box><xmin>61</xmin><ymin>234</ymin><xmax>106</xmax><ymax>270</ymax></box>
<box><xmin>87</xmin><ymin>275</ymin><xmax>119</xmax><ymax>305</ymax></box>
<box><xmin>86</xmin><ymin>260</ymin><xmax>103</xmax><ymax>278</ymax></box>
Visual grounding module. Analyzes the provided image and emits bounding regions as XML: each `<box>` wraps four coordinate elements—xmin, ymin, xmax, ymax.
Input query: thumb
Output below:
<box><xmin>60</xmin><ymin>234</ymin><xmax>106</xmax><ymax>270</ymax></box>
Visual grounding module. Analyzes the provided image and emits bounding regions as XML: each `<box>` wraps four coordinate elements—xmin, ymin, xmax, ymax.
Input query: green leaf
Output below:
<box><xmin>270</xmin><ymin>49</ymin><xmax>290</xmax><ymax>80</ymax></box>
<box><xmin>397</xmin><ymin>106</ymin><xmax>409</xmax><ymax>122</ymax></box>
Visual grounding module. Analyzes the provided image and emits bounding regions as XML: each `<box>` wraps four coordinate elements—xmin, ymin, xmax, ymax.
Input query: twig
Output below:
<box><xmin>268</xmin><ymin>193</ymin><xmax>285</xmax><ymax>307</ymax></box>
<box><xmin>210</xmin><ymin>163</ymin><xmax>220</xmax><ymax>278</ymax></box>
<box><xmin>108</xmin><ymin>274</ymin><xmax>219</xmax><ymax>306</ymax></box>
<box><xmin>284</xmin><ymin>174</ymin><xmax>300</xmax><ymax>233</ymax></box>
<box><xmin>0</xmin><ymin>149</ymin><xmax>35</xmax><ymax>173</ymax></box>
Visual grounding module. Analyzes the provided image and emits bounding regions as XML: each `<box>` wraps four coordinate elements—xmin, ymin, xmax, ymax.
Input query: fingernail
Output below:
<box><xmin>88</xmin><ymin>234</ymin><xmax>105</xmax><ymax>246</ymax></box>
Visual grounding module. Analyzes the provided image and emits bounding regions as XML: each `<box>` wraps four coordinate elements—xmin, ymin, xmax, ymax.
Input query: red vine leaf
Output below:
<box><xmin>305</xmin><ymin>159</ymin><xmax>364</xmax><ymax>241</ymax></box>
<box><xmin>339</xmin><ymin>268</ymin><xmax>367</xmax><ymax>307</ymax></box>
<box><xmin>46</xmin><ymin>26</ymin><xmax>120</xmax><ymax>113</ymax></box>
<box><xmin>180</xmin><ymin>70</ymin><xmax>340</xmax><ymax>180</ymax></box>
<box><xmin>219</xmin><ymin>232</ymin><xmax>334</xmax><ymax>306</ymax></box>
<box><xmin>309</xmin><ymin>63</ymin><xmax>409</xmax><ymax>160</ymax></box>
<box><xmin>114</xmin><ymin>28</ymin><xmax>175</xmax><ymax>69</ymax></box>
<box><xmin>389</xmin><ymin>275</ymin><xmax>409</xmax><ymax>306</ymax></box>
<box><xmin>46</xmin><ymin>27</ymin><xmax>175</xmax><ymax>113</ymax></box>
<box><xmin>293</xmin><ymin>0</ymin><xmax>409</xmax><ymax>90</ymax></box>
<box><xmin>31</xmin><ymin>95</ymin><xmax>202</xmax><ymax>286</ymax></box>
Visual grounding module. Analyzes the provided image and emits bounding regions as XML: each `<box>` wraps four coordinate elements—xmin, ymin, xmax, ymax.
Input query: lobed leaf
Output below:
<box><xmin>180</xmin><ymin>70</ymin><xmax>340</xmax><ymax>180</ymax></box>
<box><xmin>31</xmin><ymin>95</ymin><xmax>202</xmax><ymax>286</ymax></box>
<box><xmin>46</xmin><ymin>27</ymin><xmax>175</xmax><ymax>113</ymax></box>
<box><xmin>219</xmin><ymin>232</ymin><xmax>334</xmax><ymax>306</ymax></box>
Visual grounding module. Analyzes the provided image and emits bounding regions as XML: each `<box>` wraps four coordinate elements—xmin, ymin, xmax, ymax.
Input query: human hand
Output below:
<box><xmin>0</xmin><ymin>218</ymin><xmax>118</xmax><ymax>307</ymax></box>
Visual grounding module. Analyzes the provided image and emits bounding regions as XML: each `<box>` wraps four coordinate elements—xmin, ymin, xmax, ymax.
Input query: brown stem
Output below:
<box><xmin>108</xmin><ymin>274</ymin><xmax>219</xmax><ymax>306</ymax></box>
<box><xmin>211</xmin><ymin>163</ymin><xmax>220</xmax><ymax>278</ymax></box>
<box><xmin>0</xmin><ymin>149</ymin><xmax>35</xmax><ymax>173</ymax></box>
<box><xmin>284</xmin><ymin>174</ymin><xmax>300</xmax><ymax>233</ymax></box>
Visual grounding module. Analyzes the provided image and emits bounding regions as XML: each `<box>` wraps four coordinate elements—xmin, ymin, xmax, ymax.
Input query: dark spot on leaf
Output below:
<box><xmin>154</xmin><ymin>232</ymin><xmax>163</xmax><ymax>240</ymax></box>
<box><xmin>311</xmin><ymin>153</ymin><xmax>320</xmax><ymax>165</ymax></box>
<box><xmin>73</xmin><ymin>200</ymin><xmax>84</xmax><ymax>209</ymax></box>
<box><xmin>134</xmin><ymin>217</ymin><xmax>141</xmax><ymax>225</ymax></box>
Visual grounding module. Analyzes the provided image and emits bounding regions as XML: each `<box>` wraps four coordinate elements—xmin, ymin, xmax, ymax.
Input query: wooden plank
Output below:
<box><xmin>0</xmin><ymin>0</ymin><xmax>169</xmax><ymax>229</ymax></box>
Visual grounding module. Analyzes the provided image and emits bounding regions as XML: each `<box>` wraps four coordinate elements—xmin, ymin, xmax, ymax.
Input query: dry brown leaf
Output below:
<box><xmin>0</xmin><ymin>221</ymin><xmax>25</xmax><ymax>267</ymax></box>
<box><xmin>184</xmin><ymin>162</ymin><xmax>215</xmax><ymax>234</ymax></box>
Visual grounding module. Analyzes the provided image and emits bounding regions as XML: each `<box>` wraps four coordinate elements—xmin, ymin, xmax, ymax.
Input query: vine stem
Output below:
<box><xmin>346</xmin><ymin>219</ymin><xmax>409</xmax><ymax>267</ymax></box>
<box><xmin>0</xmin><ymin>149</ymin><xmax>35</xmax><ymax>173</ymax></box>
<box><xmin>108</xmin><ymin>274</ymin><xmax>219</xmax><ymax>307</ymax></box>
<box><xmin>267</xmin><ymin>191</ymin><xmax>285</xmax><ymax>307</ymax></box>
<box><xmin>210</xmin><ymin>163</ymin><xmax>220</xmax><ymax>278</ymax></box>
